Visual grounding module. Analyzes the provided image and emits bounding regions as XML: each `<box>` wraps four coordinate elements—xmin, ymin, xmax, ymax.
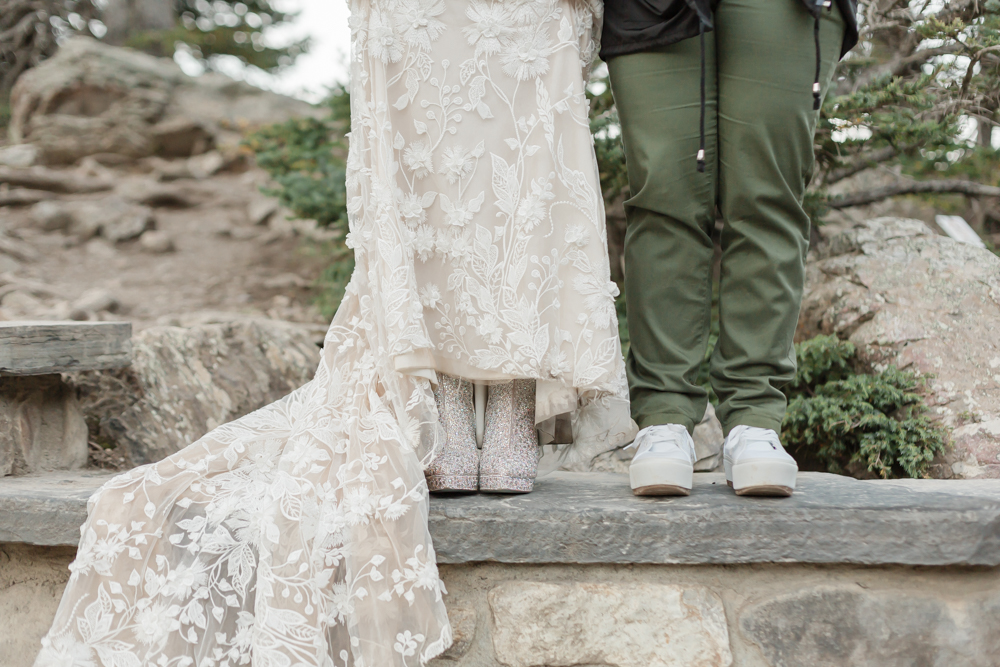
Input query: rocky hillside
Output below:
<box><xmin>0</xmin><ymin>37</ymin><xmax>336</xmax><ymax>333</ymax></box>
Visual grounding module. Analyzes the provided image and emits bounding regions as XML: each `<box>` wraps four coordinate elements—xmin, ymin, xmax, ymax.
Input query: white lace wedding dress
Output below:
<box><xmin>36</xmin><ymin>1</ymin><xmax>633</xmax><ymax>665</ymax></box>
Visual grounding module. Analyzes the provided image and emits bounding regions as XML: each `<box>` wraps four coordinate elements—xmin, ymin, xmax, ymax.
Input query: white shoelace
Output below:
<box><xmin>727</xmin><ymin>425</ymin><xmax>782</xmax><ymax>452</ymax></box>
<box><xmin>625</xmin><ymin>423</ymin><xmax>691</xmax><ymax>451</ymax></box>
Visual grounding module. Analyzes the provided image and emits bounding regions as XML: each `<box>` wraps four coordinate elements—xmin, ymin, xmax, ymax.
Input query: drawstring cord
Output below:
<box><xmin>694</xmin><ymin>0</ymin><xmax>828</xmax><ymax>170</ymax></box>
<box><xmin>697</xmin><ymin>20</ymin><xmax>707</xmax><ymax>173</ymax></box>
<box><xmin>813</xmin><ymin>0</ymin><xmax>831</xmax><ymax>111</ymax></box>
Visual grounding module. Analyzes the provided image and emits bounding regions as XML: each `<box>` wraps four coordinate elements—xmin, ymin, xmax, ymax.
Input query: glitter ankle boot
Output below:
<box><xmin>426</xmin><ymin>373</ymin><xmax>479</xmax><ymax>493</ymax></box>
<box><xmin>479</xmin><ymin>379</ymin><xmax>538</xmax><ymax>493</ymax></box>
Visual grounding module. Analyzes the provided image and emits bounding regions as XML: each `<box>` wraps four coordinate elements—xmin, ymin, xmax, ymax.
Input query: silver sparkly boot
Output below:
<box><xmin>426</xmin><ymin>373</ymin><xmax>479</xmax><ymax>493</ymax></box>
<box><xmin>479</xmin><ymin>380</ymin><xmax>538</xmax><ymax>493</ymax></box>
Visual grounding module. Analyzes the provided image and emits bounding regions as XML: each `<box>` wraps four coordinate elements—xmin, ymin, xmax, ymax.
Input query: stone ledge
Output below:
<box><xmin>2</xmin><ymin>471</ymin><xmax>999</xmax><ymax>566</ymax></box>
<box><xmin>0</xmin><ymin>321</ymin><xmax>132</xmax><ymax>375</ymax></box>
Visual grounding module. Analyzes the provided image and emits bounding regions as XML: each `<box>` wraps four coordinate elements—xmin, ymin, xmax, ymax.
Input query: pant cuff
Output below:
<box><xmin>635</xmin><ymin>412</ymin><xmax>697</xmax><ymax>435</ymax></box>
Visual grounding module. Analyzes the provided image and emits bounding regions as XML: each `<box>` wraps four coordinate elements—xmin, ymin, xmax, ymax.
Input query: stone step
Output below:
<box><xmin>3</xmin><ymin>470</ymin><xmax>999</xmax><ymax>566</ymax></box>
<box><xmin>0</xmin><ymin>321</ymin><xmax>131</xmax><ymax>376</ymax></box>
<box><xmin>2</xmin><ymin>471</ymin><xmax>1000</xmax><ymax>667</ymax></box>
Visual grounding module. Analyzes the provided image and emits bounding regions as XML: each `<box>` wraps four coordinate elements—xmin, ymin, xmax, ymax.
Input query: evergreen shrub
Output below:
<box><xmin>782</xmin><ymin>335</ymin><xmax>948</xmax><ymax>479</ymax></box>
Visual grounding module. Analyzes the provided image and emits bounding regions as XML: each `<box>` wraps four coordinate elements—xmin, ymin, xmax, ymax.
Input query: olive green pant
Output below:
<box><xmin>608</xmin><ymin>0</ymin><xmax>845</xmax><ymax>436</ymax></box>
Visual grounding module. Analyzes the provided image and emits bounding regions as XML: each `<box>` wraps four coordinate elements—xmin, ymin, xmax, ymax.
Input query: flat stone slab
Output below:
<box><xmin>0</xmin><ymin>471</ymin><xmax>116</xmax><ymax>545</ymax></box>
<box><xmin>0</xmin><ymin>321</ymin><xmax>132</xmax><ymax>375</ymax></box>
<box><xmin>2</xmin><ymin>471</ymin><xmax>1000</xmax><ymax>566</ymax></box>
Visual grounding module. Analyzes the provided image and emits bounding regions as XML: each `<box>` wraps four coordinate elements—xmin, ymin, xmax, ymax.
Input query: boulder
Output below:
<box><xmin>70</xmin><ymin>198</ymin><xmax>155</xmax><ymax>243</ymax></box>
<box><xmin>489</xmin><ymin>582</ymin><xmax>732</xmax><ymax>667</ymax></box>
<box><xmin>67</xmin><ymin>319</ymin><xmax>320</xmax><ymax>465</ymax></box>
<box><xmin>29</xmin><ymin>201</ymin><xmax>73</xmax><ymax>233</ymax></box>
<box><xmin>69</xmin><ymin>288</ymin><xmax>121</xmax><ymax>320</ymax></box>
<box><xmin>0</xmin><ymin>144</ymin><xmax>39</xmax><ymax>168</ymax></box>
<box><xmin>138</xmin><ymin>230</ymin><xmax>175</xmax><ymax>254</ymax></box>
<box><xmin>799</xmin><ymin>217</ymin><xmax>1000</xmax><ymax>479</ymax></box>
<box><xmin>739</xmin><ymin>585</ymin><xmax>1000</xmax><ymax>667</ymax></box>
<box><xmin>9</xmin><ymin>37</ymin><xmax>321</xmax><ymax>165</ymax></box>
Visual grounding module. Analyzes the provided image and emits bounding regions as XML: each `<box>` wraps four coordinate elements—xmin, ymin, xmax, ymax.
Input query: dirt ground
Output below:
<box><xmin>0</xmin><ymin>157</ymin><xmax>337</xmax><ymax>333</ymax></box>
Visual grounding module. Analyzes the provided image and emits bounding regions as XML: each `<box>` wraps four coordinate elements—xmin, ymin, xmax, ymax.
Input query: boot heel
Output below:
<box><xmin>479</xmin><ymin>379</ymin><xmax>538</xmax><ymax>495</ymax></box>
<box><xmin>478</xmin><ymin>475</ymin><xmax>534</xmax><ymax>493</ymax></box>
<box><xmin>426</xmin><ymin>374</ymin><xmax>479</xmax><ymax>493</ymax></box>
<box><xmin>426</xmin><ymin>474</ymin><xmax>478</xmax><ymax>493</ymax></box>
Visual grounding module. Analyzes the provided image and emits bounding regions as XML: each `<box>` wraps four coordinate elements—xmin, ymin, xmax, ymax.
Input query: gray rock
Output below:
<box><xmin>0</xmin><ymin>256</ymin><xmax>21</xmax><ymax>274</ymax></box>
<box><xmin>9</xmin><ymin>37</ymin><xmax>323</xmax><ymax>164</ymax></box>
<box><xmin>0</xmin><ymin>470</ymin><xmax>116</xmax><ymax>544</ymax></box>
<box><xmin>82</xmin><ymin>238</ymin><xmax>117</xmax><ymax>258</ymax></box>
<box><xmin>0</xmin><ymin>144</ymin><xmax>38</xmax><ymax>168</ymax></box>
<box><xmin>0</xmin><ymin>189</ymin><xmax>54</xmax><ymax>207</ymax></box>
<box><xmin>0</xmin><ymin>321</ymin><xmax>132</xmax><ymax>376</ymax></box>
<box><xmin>67</xmin><ymin>319</ymin><xmax>320</xmax><ymax>465</ymax></box>
<box><xmin>0</xmin><ymin>376</ymin><xmax>88</xmax><ymax>476</ymax></box>
<box><xmin>100</xmin><ymin>201</ymin><xmax>155</xmax><ymax>243</ymax></box>
<box><xmin>69</xmin><ymin>198</ymin><xmax>156</xmax><ymax>243</ymax></box>
<box><xmin>739</xmin><ymin>585</ymin><xmax>1000</xmax><ymax>667</ymax></box>
<box><xmin>186</xmin><ymin>150</ymin><xmax>226</xmax><ymax>179</ymax></box>
<box><xmin>0</xmin><ymin>291</ymin><xmax>44</xmax><ymax>317</ymax></box>
<box><xmin>5</xmin><ymin>471</ymin><xmax>1000</xmax><ymax>568</ymax></box>
<box><xmin>0</xmin><ymin>234</ymin><xmax>40</xmax><ymax>263</ymax></box>
<box><xmin>426</xmin><ymin>472</ymin><xmax>1000</xmax><ymax>566</ymax></box>
<box><xmin>432</xmin><ymin>603</ymin><xmax>477</xmax><ymax>661</ymax></box>
<box><xmin>489</xmin><ymin>582</ymin><xmax>731</xmax><ymax>667</ymax></box>
<box><xmin>138</xmin><ymin>229</ymin><xmax>175</xmax><ymax>253</ymax></box>
<box><xmin>799</xmin><ymin>217</ymin><xmax>1000</xmax><ymax>478</ymax></box>
<box><xmin>247</xmin><ymin>197</ymin><xmax>280</xmax><ymax>226</ymax></box>
<box><xmin>70</xmin><ymin>288</ymin><xmax>121</xmax><ymax>317</ymax></box>
<box><xmin>150</xmin><ymin>117</ymin><xmax>216</xmax><ymax>157</ymax></box>
<box><xmin>693</xmin><ymin>402</ymin><xmax>725</xmax><ymax>471</ymax></box>
<box><xmin>29</xmin><ymin>201</ymin><xmax>73</xmax><ymax>233</ymax></box>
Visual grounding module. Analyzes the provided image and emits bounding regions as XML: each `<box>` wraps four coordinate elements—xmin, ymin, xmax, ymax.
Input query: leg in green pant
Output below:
<box><xmin>609</xmin><ymin>0</ymin><xmax>845</xmax><ymax>437</ymax></box>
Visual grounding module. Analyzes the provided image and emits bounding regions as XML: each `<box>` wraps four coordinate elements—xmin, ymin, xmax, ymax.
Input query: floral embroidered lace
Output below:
<box><xmin>35</xmin><ymin>1</ymin><xmax>633</xmax><ymax>665</ymax></box>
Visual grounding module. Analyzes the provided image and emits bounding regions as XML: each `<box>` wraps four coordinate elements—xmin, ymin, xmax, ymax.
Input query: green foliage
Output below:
<box><xmin>300</xmin><ymin>240</ymin><xmax>354</xmax><ymax>320</ymax></box>
<box><xmin>783</xmin><ymin>334</ymin><xmax>855</xmax><ymax>394</ymax></box>
<box><xmin>811</xmin><ymin>0</ymin><xmax>1000</xmax><ymax>230</ymax></box>
<box><xmin>245</xmin><ymin>87</ymin><xmax>353</xmax><ymax>315</ymax></box>
<box><xmin>127</xmin><ymin>0</ymin><xmax>307</xmax><ymax>72</ymax></box>
<box><xmin>782</xmin><ymin>335</ymin><xmax>948</xmax><ymax>479</ymax></box>
<box><xmin>587</xmin><ymin>66</ymin><xmax>629</xmax><ymax>201</ymax></box>
<box><xmin>242</xmin><ymin>86</ymin><xmax>350</xmax><ymax>231</ymax></box>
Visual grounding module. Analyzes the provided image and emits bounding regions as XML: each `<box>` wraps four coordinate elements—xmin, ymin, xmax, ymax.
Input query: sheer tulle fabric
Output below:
<box><xmin>35</xmin><ymin>1</ymin><xmax>633</xmax><ymax>665</ymax></box>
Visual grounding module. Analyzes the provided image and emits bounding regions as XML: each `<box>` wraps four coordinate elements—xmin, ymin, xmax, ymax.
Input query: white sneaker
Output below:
<box><xmin>723</xmin><ymin>425</ymin><xmax>798</xmax><ymax>496</ymax></box>
<box><xmin>627</xmin><ymin>424</ymin><xmax>696</xmax><ymax>496</ymax></box>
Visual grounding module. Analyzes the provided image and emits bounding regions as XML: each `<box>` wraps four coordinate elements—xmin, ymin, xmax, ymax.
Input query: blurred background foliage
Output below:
<box><xmin>119</xmin><ymin>0</ymin><xmax>308</xmax><ymax>73</ymax></box>
<box><xmin>1</xmin><ymin>0</ymin><xmax>306</xmax><ymax>111</ymax></box>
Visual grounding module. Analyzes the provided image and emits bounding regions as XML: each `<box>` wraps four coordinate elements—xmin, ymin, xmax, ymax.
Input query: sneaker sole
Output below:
<box><xmin>630</xmin><ymin>458</ymin><xmax>693</xmax><ymax>496</ymax></box>
<box><xmin>726</xmin><ymin>460</ymin><xmax>797</xmax><ymax>497</ymax></box>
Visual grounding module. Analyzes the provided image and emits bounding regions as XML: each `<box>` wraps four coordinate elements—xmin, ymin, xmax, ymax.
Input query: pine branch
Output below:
<box><xmin>828</xmin><ymin>179</ymin><xmax>1000</xmax><ymax>208</ymax></box>
<box><xmin>823</xmin><ymin>146</ymin><xmax>901</xmax><ymax>185</ymax></box>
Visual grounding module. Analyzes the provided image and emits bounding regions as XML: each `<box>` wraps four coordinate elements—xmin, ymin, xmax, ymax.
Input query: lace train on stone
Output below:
<box><xmin>36</xmin><ymin>1</ymin><xmax>633</xmax><ymax>665</ymax></box>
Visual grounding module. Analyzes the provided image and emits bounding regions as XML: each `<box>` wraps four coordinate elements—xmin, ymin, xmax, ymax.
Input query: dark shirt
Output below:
<box><xmin>600</xmin><ymin>0</ymin><xmax>859</xmax><ymax>62</ymax></box>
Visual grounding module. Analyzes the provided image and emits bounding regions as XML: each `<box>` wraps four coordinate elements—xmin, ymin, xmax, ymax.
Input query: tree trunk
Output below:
<box><xmin>978</xmin><ymin>120</ymin><xmax>994</xmax><ymax>149</ymax></box>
